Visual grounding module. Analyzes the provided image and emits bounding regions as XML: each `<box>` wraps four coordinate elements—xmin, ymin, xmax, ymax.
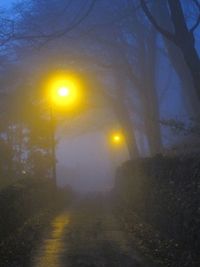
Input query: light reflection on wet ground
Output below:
<box><xmin>31</xmin><ymin>204</ymin><xmax>145</xmax><ymax>267</ymax></box>
<box><xmin>32</xmin><ymin>212</ymin><xmax>70</xmax><ymax>267</ymax></box>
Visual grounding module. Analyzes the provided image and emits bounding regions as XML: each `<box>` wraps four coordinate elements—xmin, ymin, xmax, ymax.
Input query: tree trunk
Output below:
<box><xmin>167</xmin><ymin>0</ymin><xmax>200</xmax><ymax>101</ymax></box>
<box><xmin>156</xmin><ymin>0</ymin><xmax>200</xmax><ymax>116</ymax></box>
<box><xmin>114</xmin><ymin>101</ymin><xmax>139</xmax><ymax>159</ymax></box>
<box><xmin>144</xmin><ymin>26</ymin><xmax>162</xmax><ymax>155</ymax></box>
<box><xmin>113</xmin><ymin>72</ymin><xmax>139</xmax><ymax>159</ymax></box>
<box><xmin>133</xmin><ymin>15</ymin><xmax>162</xmax><ymax>155</ymax></box>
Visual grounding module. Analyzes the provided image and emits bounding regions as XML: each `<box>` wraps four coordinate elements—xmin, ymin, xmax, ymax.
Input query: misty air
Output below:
<box><xmin>0</xmin><ymin>0</ymin><xmax>200</xmax><ymax>266</ymax></box>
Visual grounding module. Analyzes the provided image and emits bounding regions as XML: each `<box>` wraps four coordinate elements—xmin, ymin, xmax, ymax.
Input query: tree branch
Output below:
<box><xmin>140</xmin><ymin>0</ymin><xmax>176</xmax><ymax>43</ymax></box>
<box><xmin>190</xmin><ymin>0</ymin><xmax>200</xmax><ymax>32</ymax></box>
<box><xmin>0</xmin><ymin>0</ymin><xmax>97</xmax><ymax>45</ymax></box>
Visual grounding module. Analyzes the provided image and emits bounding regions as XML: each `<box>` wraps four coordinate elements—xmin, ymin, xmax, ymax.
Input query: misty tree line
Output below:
<box><xmin>0</xmin><ymin>0</ymin><xmax>199</xmax><ymax>184</ymax></box>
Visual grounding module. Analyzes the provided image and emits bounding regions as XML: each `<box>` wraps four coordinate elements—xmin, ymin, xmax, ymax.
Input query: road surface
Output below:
<box><xmin>31</xmin><ymin>200</ymin><xmax>147</xmax><ymax>267</ymax></box>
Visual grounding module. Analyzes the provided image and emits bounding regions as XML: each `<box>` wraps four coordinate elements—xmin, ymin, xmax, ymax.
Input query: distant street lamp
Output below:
<box><xmin>47</xmin><ymin>74</ymin><xmax>80</xmax><ymax>185</ymax></box>
<box><xmin>108</xmin><ymin>130</ymin><xmax>128</xmax><ymax>171</ymax></box>
<box><xmin>110</xmin><ymin>131</ymin><xmax>124</xmax><ymax>146</ymax></box>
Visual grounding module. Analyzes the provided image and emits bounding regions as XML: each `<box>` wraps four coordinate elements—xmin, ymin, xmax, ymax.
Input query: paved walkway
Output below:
<box><xmin>31</xmin><ymin>202</ymin><xmax>145</xmax><ymax>267</ymax></box>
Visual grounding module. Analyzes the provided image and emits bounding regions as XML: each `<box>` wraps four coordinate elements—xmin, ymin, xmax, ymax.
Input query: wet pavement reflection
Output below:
<box><xmin>31</xmin><ymin>203</ymin><xmax>144</xmax><ymax>267</ymax></box>
<box><xmin>32</xmin><ymin>213</ymin><xmax>70</xmax><ymax>267</ymax></box>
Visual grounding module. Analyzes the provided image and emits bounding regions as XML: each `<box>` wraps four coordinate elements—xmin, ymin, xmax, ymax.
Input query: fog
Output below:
<box><xmin>0</xmin><ymin>0</ymin><xmax>199</xmax><ymax>186</ymax></box>
<box><xmin>57</xmin><ymin>131</ymin><xmax>129</xmax><ymax>192</ymax></box>
<box><xmin>0</xmin><ymin>0</ymin><xmax>200</xmax><ymax>266</ymax></box>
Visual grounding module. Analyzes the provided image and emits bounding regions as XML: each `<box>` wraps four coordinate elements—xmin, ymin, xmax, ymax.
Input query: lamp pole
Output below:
<box><xmin>50</xmin><ymin>104</ymin><xmax>57</xmax><ymax>185</ymax></box>
<box><xmin>47</xmin><ymin>74</ymin><xmax>79</xmax><ymax>185</ymax></box>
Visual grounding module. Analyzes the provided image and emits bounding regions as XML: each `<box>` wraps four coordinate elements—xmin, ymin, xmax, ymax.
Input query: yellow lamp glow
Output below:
<box><xmin>57</xmin><ymin>87</ymin><xmax>70</xmax><ymax>97</ymax></box>
<box><xmin>47</xmin><ymin>74</ymin><xmax>81</xmax><ymax>108</ymax></box>
<box><xmin>110</xmin><ymin>131</ymin><xmax>124</xmax><ymax>146</ymax></box>
<box><xmin>113</xmin><ymin>135</ymin><xmax>121</xmax><ymax>142</ymax></box>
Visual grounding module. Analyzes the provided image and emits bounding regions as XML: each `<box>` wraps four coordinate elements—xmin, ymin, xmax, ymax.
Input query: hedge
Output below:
<box><xmin>113</xmin><ymin>155</ymin><xmax>200</xmax><ymax>266</ymax></box>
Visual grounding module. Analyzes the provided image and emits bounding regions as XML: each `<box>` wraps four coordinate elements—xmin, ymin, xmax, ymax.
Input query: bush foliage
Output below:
<box><xmin>113</xmin><ymin>155</ymin><xmax>200</xmax><ymax>266</ymax></box>
<box><xmin>0</xmin><ymin>177</ymin><xmax>73</xmax><ymax>266</ymax></box>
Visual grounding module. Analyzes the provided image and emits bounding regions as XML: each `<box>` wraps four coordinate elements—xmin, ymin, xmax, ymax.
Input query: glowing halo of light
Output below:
<box><xmin>113</xmin><ymin>135</ymin><xmax>121</xmax><ymax>142</ymax></box>
<box><xmin>109</xmin><ymin>131</ymin><xmax>125</xmax><ymax>146</ymax></box>
<box><xmin>46</xmin><ymin>73</ymin><xmax>82</xmax><ymax>109</ymax></box>
<box><xmin>57</xmin><ymin>87</ymin><xmax>70</xmax><ymax>97</ymax></box>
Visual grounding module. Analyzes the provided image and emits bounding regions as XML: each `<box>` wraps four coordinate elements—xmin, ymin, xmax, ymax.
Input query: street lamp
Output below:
<box><xmin>47</xmin><ymin>74</ymin><xmax>80</xmax><ymax>185</ymax></box>
<box><xmin>108</xmin><ymin>130</ymin><xmax>128</xmax><ymax>172</ymax></box>
<box><xmin>110</xmin><ymin>131</ymin><xmax>124</xmax><ymax>146</ymax></box>
<box><xmin>57</xmin><ymin>87</ymin><xmax>70</xmax><ymax>97</ymax></box>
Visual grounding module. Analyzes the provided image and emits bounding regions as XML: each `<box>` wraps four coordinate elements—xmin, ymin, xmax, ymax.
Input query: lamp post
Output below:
<box><xmin>48</xmin><ymin>76</ymin><xmax>80</xmax><ymax>185</ymax></box>
<box><xmin>108</xmin><ymin>130</ymin><xmax>126</xmax><ymax>168</ymax></box>
<box><xmin>50</xmin><ymin>104</ymin><xmax>56</xmax><ymax>184</ymax></box>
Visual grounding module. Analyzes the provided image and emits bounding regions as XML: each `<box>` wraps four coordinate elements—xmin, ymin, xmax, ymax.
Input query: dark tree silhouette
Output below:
<box><xmin>140</xmin><ymin>0</ymin><xmax>200</xmax><ymax>102</ymax></box>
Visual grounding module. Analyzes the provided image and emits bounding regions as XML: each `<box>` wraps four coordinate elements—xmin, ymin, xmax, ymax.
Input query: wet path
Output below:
<box><xmin>32</xmin><ymin>213</ymin><xmax>70</xmax><ymax>267</ymax></box>
<box><xmin>31</xmin><ymin>202</ymin><xmax>145</xmax><ymax>267</ymax></box>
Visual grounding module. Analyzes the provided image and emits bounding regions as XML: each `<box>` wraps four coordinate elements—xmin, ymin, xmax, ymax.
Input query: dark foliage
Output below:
<box><xmin>0</xmin><ymin>177</ymin><xmax>73</xmax><ymax>266</ymax></box>
<box><xmin>0</xmin><ymin>211</ymin><xmax>52</xmax><ymax>267</ymax></box>
<box><xmin>113</xmin><ymin>155</ymin><xmax>200</xmax><ymax>266</ymax></box>
<box><xmin>0</xmin><ymin>177</ymin><xmax>52</xmax><ymax>240</ymax></box>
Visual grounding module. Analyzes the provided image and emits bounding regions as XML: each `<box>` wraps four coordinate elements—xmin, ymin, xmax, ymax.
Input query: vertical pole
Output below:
<box><xmin>50</xmin><ymin>105</ymin><xmax>57</xmax><ymax>185</ymax></box>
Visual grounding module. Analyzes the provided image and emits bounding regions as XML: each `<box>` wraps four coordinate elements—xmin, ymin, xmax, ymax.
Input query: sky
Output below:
<box><xmin>1</xmin><ymin>0</ymin><xmax>14</xmax><ymax>8</ymax></box>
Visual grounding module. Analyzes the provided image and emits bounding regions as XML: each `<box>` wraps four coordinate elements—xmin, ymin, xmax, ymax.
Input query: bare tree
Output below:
<box><xmin>154</xmin><ymin>0</ymin><xmax>200</xmax><ymax>117</ymax></box>
<box><xmin>0</xmin><ymin>0</ymin><xmax>96</xmax><ymax>46</ymax></box>
<box><xmin>140</xmin><ymin>0</ymin><xmax>200</xmax><ymax>103</ymax></box>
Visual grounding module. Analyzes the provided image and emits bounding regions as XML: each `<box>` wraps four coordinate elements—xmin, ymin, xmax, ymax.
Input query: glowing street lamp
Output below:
<box><xmin>47</xmin><ymin>74</ymin><xmax>80</xmax><ymax>184</ymax></box>
<box><xmin>49</xmin><ymin>75</ymin><xmax>80</xmax><ymax>108</ymax></box>
<box><xmin>112</xmin><ymin>134</ymin><xmax>122</xmax><ymax>144</ymax></box>
<box><xmin>110</xmin><ymin>131</ymin><xmax>124</xmax><ymax>146</ymax></box>
<box><xmin>108</xmin><ymin>130</ymin><xmax>128</xmax><ymax>171</ymax></box>
<box><xmin>57</xmin><ymin>87</ymin><xmax>70</xmax><ymax>97</ymax></box>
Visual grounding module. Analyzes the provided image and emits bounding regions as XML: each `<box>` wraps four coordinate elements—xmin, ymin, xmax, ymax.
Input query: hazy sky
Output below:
<box><xmin>0</xmin><ymin>0</ymin><xmax>129</xmax><ymax>193</ymax></box>
<box><xmin>57</xmin><ymin>131</ymin><xmax>128</xmax><ymax>193</ymax></box>
<box><xmin>1</xmin><ymin>0</ymin><xmax>14</xmax><ymax>8</ymax></box>
<box><xmin>0</xmin><ymin>0</ymin><xmax>187</xmax><ymax>192</ymax></box>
